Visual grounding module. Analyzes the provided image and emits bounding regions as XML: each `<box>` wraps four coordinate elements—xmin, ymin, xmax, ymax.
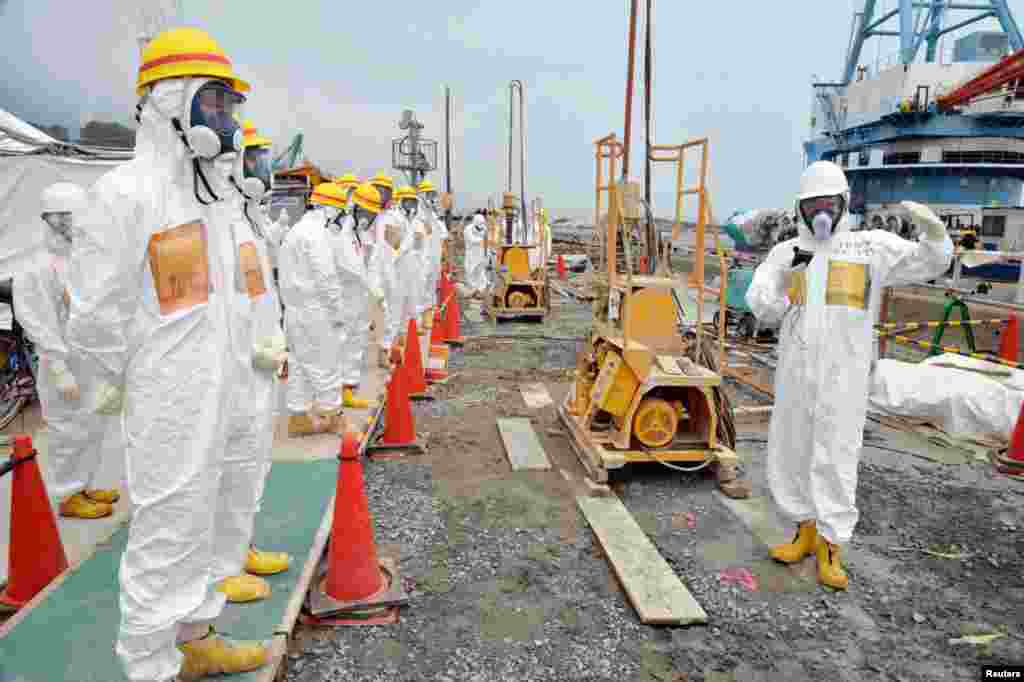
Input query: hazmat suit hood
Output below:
<box><xmin>138</xmin><ymin>77</ymin><xmax>239</xmax><ymax>204</ymax></box>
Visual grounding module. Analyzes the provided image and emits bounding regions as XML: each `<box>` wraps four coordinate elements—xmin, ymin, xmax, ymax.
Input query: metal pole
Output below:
<box><xmin>643</xmin><ymin>0</ymin><xmax>655</xmax><ymax>274</ymax></box>
<box><xmin>445</xmin><ymin>86</ymin><xmax>452</xmax><ymax>227</ymax></box>
<box><xmin>623</xmin><ymin>0</ymin><xmax>640</xmax><ymax>179</ymax></box>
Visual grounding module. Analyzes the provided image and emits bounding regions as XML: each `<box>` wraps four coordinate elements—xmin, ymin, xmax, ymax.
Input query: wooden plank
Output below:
<box><xmin>520</xmin><ymin>383</ymin><xmax>554</xmax><ymax>409</ymax></box>
<box><xmin>497</xmin><ymin>418</ymin><xmax>552</xmax><ymax>471</ymax></box>
<box><xmin>576</xmin><ymin>495</ymin><xmax>707</xmax><ymax>625</ymax></box>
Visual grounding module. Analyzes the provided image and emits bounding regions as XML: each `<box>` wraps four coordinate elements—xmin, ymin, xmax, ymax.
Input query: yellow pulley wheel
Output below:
<box><xmin>507</xmin><ymin>290</ymin><xmax>536</xmax><ymax>308</ymax></box>
<box><xmin>633</xmin><ymin>398</ymin><xmax>679</xmax><ymax>448</ymax></box>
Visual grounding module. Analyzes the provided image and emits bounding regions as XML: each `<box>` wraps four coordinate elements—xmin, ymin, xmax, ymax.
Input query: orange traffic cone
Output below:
<box><xmin>304</xmin><ymin>433</ymin><xmax>409</xmax><ymax>624</ymax></box>
<box><xmin>639</xmin><ymin>255</ymin><xmax>648</xmax><ymax>273</ymax></box>
<box><xmin>430</xmin><ymin>304</ymin><xmax>447</xmax><ymax>345</ymax></box>
<box><xmin>444</xmin><ymin>287</ymin><xmax>466</xmax><ymax>347</ymax></box>
<box><xmin>366</xmin><ymin>360</ymin><xmax>423</xmax><ymax>460</ymax></box>
<box><xmin>402</xmin><ymin>318</ymin><xmax>429</xmax><ymax>399</ymax></box>
<box><xmin>426</xmin><ymin>343</ymin><xmax>450</xmax><ymax>384</ymax></box>
<box><xmin>0</xmin><ymin>435</ymin><xmax>69</xmax><ymax>610</ymax></box>
<box><xmin>998</xmin><ymin>400</ymin><xmax>1024</xmax><ymax>469</ymax></box>
<box><xmin>999</xmin><ymin>315</ymin><xmax>1019</xmax><ymax>364</ymax></box>
<box><xmin>557</xmin><ymin>254</ymin><xmax>567</xmax><ymax>280</ymax></box>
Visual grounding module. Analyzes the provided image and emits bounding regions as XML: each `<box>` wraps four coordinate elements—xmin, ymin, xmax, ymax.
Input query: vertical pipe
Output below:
<box><xmin>623</xmin><ymin>0</ymin><xmax>640</xmax><ymax>179</ymax></box>
<box><xmin>899</xmin><ymin>0</ymin><xmax>914</xmax><ymax>65</ymax></box>
<box><xmin>445</xmin><ymin>86</ymin><xmax>452</xmax><ymax>196</ymax></box>
<box><xmin>643</xmin><ymin>0</ymin><xmax>655</xmax><ymax>274</ymax></box>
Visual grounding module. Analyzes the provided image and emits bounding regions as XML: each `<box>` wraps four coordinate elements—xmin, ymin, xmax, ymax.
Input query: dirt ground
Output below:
<box><xmin>282</xmin><ymin>254</ymin><xmax>1024</xmax><ymax>681</ymax></box>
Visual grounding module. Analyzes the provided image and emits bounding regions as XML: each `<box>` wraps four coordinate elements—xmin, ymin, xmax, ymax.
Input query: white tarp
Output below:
<box><xmin>0</xmin><ymin>155</ymin><xmax>123</xmax><ymax>280</ymax></box>
<box><xmin>869</xmin><ymin>354</ymin><xmax>1024</xmax><ymax>442</ymax></box>
<box><xmin>0</xmin><ymin>108</ymin><xmax>128</xmax><ymax>280</ymax></box>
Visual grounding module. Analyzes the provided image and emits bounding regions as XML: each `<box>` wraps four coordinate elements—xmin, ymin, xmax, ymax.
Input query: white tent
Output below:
<box><xmin>0</xmin><ymin>107</ymin><xmax>133</xmax><ymax>280</ymax></box>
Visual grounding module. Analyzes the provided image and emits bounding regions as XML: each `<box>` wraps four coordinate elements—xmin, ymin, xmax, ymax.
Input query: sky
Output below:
<box><xmin>2</xmin><ymin>0</ymin><xmax>1023</xmax><ymax>221</ymax></box>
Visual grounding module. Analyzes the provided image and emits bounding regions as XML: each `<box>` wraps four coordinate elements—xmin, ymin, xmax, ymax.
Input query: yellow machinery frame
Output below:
<box><xmin>557</xmin><ymin>135</ymin><xmax>737</xmax><ymax>483</ymax></box>
<box><xmin>484</xmin><ymin>191</ymin><xmax>550</xmax><ymax>321</ymax></box>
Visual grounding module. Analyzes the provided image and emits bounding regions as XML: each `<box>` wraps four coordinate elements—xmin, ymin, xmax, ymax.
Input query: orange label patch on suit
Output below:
<box><xmin>238</xmin><ymin>241</ymin><xmax>267</xmax><ymax>297</ymax></box>
<box><xmin>826</xmin><ymin>260</ymin><xmax>870</xmax><ymax>310</ymax></box>
<box><xmin>147</xmin><ymin>221</ymin><xmax>210</xmax><ymax>316</ymax></box>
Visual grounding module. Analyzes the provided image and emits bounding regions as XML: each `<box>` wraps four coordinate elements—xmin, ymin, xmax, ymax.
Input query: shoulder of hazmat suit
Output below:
<box><xmin>281</xmin><ymin>209</ymin><xmax>346</xmax><ymax>323</ymax></box>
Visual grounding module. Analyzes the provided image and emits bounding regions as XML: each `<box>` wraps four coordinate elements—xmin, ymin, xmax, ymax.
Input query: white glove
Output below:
<box><xmin>370</xmin><ymin>287</ymin><xmax>385</xmax><ymax>306</ymax></box>
<box><xmin>901</xmin><ymin>201</ymin><xmax>946</xmax><ymax>242</ymax></box>
<box><xmin>252</xmin><ymin>333</ymin><xmax>287</xmax><ymax>372</ymax></box>
<box><xmin>96</xmin><ymin>382</ymin><xmax>124</xmax><ymax>415</ymax></box>
<box><xmin>49</xmin><ymin>360</ymin><xmax>80</xmax><ymax>401</ymax></box>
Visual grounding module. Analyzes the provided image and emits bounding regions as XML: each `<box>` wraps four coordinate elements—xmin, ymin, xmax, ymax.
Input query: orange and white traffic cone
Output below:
<box><xmin>366</xmin><ymin>360</ymin><xmax>423</xmax><ymax>457</ymax></box>
<box><xmin>0</xmin><ymin>435</ymin><xmax>69</xmax><ymax>611</ymax></box>
<box><xmin>302</xmin><ymin>433</ymin><xmax>409</xmax><ymax>624</ymax></box>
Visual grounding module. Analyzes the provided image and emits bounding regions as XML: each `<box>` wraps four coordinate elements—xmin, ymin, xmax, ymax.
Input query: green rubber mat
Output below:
<box><xmin>0</xmin><ymin>459</ymin><xmax>337</xmax><ymax>682</ymax></box>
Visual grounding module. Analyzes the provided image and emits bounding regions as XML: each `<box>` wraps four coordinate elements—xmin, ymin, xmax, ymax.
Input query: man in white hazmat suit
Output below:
<box><xmin>65</xmin><ymin>28</ymin><xmax>268</xmax><ymax>682</ymax></box>
<box><xmin>327</xmin><ymin>181</ymin><xmax>383</xmax><ymax>409</ymax></box>
<box><xmin>368</xmin><ymin>185</ymin><xmax>419</xmax><ymax>368</ymax></box>
<box><xmin>201</xmin><ymin>120</ymin><xmax>292</xmax><ymax>604</ymax></box>
<box><xmin>278</xmin><ymin>182</ymin><xmax>349</xmax><ymax>437</ymax></box>
<box><xmin>463</xmin><ymin>211</ymin><xmax>489</xmax><ymax>297</ymax></box>
<box><xmin>416</xmin><ymin>179</ymin><xmax>448</xmax><ymax>328</ymax></box>
<box><xmin>14</xmin><ymin>183</ymin><xmax>121</xmax><ymax>520</ymax></box>
<box><xmin>745</xmin><ymin>161</ymin><xmax>953</xmax><ymax>590</ymax></box>
<box><xmin>366</xmin><ymin>173</ymin><xmax>394</xmax><ymax>268</ymax></box>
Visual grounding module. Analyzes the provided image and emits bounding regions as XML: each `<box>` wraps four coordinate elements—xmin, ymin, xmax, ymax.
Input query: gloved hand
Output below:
<box><xmin>370</xmin><ymin>287</ymin><xmax>386</xmax><ymax>307</ymax></box>
<box><xmin>49</xmin><ymin>360</ymin><xmax>80</xmax><ymax>401</ymax></box>
<box><xmin>901</xmin><ymin>201</ymin><xmax>946</xmax><ymax>242</ymax></box>
<box><xmin>96</xmin><ymin>382</ymin><xmax>124</xmax><ymax>415</ymax></box>
<box><xmin>252</xmin><ymin>333</ymin><xmax>287</xmax><ymax>372</ymax></box>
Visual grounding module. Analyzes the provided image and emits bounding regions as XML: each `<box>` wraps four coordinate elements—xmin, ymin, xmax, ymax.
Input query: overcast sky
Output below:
<box><xmin>3</xmin><ymin>1</ymin><xmax>1022</xmax><ymax>220</ymax></box>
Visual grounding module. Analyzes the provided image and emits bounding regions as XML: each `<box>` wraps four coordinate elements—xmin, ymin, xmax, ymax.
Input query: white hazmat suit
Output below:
<box><xmin>66</xmin><ymin>77</ymin><xmax>253</xmax><ymax>681</ymax></box>
<box><xmin>214</xmin><ymin>192</ymin><xmax>288</xmax><ymax>590</ymax></box>
<box><xmin>14</xmin><ymin>184</ymin><xmax>120</xmax><ymax>513</ymax></box>
<box><xmin>278</xmin><ymin>206</ymin><xmax>346</xmax><ymax>415</ymax></box>
<box><xmin>420</xmin><ymin>205</ymin><xmax>448</xmax><ymax>315</ymax></box>
<box><xmin>745</xmin><ymin>162</ymin><xmax>953</xmax><ymax>550</ymax></box>
<box><xmin>327</xmin><ymin>214</ymin><xmax>373</xmax><ymax>389</ymax></box>
<box><xmin>464</xmin><ymin>214</ymin><xmax>489</xmax><ymax>295</ymax></box>
<box><xmin>367</xmin><ymin>208</ymin><xmax>412</xmax><ymax>353</ymax></box>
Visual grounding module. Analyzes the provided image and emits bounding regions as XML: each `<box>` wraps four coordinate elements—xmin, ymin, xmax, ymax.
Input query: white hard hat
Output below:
<box><xmin>40</xmin><ymin>182</ymin><xmax>87</xmax><ymax>214</ymax></box>
<box><xmin>797</xmin><ymin>161</ymin><xmax>849</xmax><ymax>201</ymax></box>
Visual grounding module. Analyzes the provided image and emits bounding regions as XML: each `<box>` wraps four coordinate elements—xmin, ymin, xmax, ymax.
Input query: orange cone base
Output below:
<box><xmin>299</xmin><ymin>606</ymin><xmax>399</xmax><ymax>626</ymax></box>
<box><xmin>307</xmin><ymin>556</ymin><xmax>408</xmax><ymax>618</ymax></box>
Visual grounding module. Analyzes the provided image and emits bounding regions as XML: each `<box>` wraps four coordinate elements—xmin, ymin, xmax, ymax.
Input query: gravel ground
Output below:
<box><xmin>283</xmin><ymin>267</ymin><xmax>1024</xmax><ymax>682</ymax></box>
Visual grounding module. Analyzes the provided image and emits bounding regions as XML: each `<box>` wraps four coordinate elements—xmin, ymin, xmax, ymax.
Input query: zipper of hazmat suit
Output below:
<box><xmin>66</xmin><ymin>77</ymin><xmax>240</xmax><ymax>682</ymax></box>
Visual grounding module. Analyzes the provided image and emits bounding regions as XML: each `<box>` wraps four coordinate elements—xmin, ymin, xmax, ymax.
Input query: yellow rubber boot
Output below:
<box><xmin>816</xmin><ymin>537</ymin><xmax>849</xmax><ymax>590</ymax></box>
<box><xmin>769</xmin><ymin>520</ymin><xmax>817</xmax><ymax>564</ymax></box>
<box><xmin>84</xmin><ymin>488</ymin><xmax>121</xmax><ymax>504</ymax></box>
<box><xmin>342</xmin><ymin>387</ymin><xmax>375</xmax><ymax>410</ymax></box>
<box><xmin>178</xmin><ymin>626</ymin><xmax>268</xmax><ymax>681</ymax></box>
<box><xmin>217</xmin><ymin>574</ymin><xmax>271</xmax><ymax>603</ymax></box>
<box><xmin>59</xmin><ymin>492</ymin><xmax>113</xmax><ymax>519</ymax></box>
<box><xmin>245</xmin><ymin>546</ymin><xmax>291</xmax><ymax>576</ymax></box>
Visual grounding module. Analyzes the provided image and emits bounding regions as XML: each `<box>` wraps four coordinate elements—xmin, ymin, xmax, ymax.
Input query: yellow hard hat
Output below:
<box><xmin>241</xmin><ymin>119</ymin><xmax>272</xmax><ymax>148</ymax></box>
<box><xmin>336</xmin><ymin>173</ymin><xmax>360</xmax><ymax>191</ymax></box>
<box><xmin>393</xmin><ymin>185</ymin><xmax>416</xmax><ymax>201</ymax></box>
<box><xmin>309</xmin><ymin>182</ymin><xmax>348</xmax><ymax>209</ymax></box>
<box><xmin>352</xmin><ymin>182</ymin><xmax>383</xmax><ymax>214</ymax></box>
<box><xmin>370</xmin><ymin>173</ymin><xmax>394</xmax><ymax>190</ymax></box>
<box><xmin>136</xmin><ymin>27</ymin><xmax>250</xmax><ymax>96</ymax></box>
<box><xmin>417</xmin><ymin>179</ymin><xmax>436</xmax><ymax>194</ymax></box>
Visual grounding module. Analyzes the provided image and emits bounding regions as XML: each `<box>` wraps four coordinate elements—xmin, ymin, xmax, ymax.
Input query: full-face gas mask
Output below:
<box><xmin>799</xmin><ymin>194</ymin><xmax>846</xmax><ymax>241</ymax></box>
<box><xmin>238</xmin><ymin>145</ymin><xmax>272</xmax><ymax>201</ymax></box>
<box><xmin>372</xmin><ymin>185</ymin><xmax>392</xmax><ymax>209</ymax></box>
<box><xmin>400</xmin><ymin>197</ymin><xmax>418</xmax><ymax>220</ymax></box>
<box><xmin>352</xmin><ymin>204</ymin><xmax>377</xmax><ymax>232</ymax></box>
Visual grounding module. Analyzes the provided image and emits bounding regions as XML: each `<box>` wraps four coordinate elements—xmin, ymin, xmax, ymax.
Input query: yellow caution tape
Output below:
<box><xmin>881</xmin><ymin>334</ymin><xmax>1023</xmax><ymax>369</ymax></box>
<box><xmin>875</xmin><ymin>318</ymin><xmax>1006</xmax><ymax>331</ymax></box>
